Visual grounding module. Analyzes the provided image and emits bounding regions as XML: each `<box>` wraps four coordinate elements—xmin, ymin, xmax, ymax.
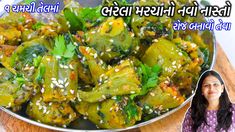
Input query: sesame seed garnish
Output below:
<box><xmin>58</xmin><ymin>84</ymin><xmax>64</xmax><ymax>88</ymax></box>
<box><xmin>64</xmin><ymin>65</ymin><xmax>69</xmax><ymax>69</ymax></box>
<box><xmin>100</xmin><ymin>120</ymin><xmax>104</xmax><ymax>124</ymax></box>
<box><xmin>106</xmin><ymin>48</ymin><xmax>111</xmax><ymax>52</ymax></box>
<box><xmin>102</xmin><ymin>95</ymin><xmax>106</xmax><ymax>99</ymax></box>
<box><xmin>145</xmin><ymin>105</ymin><xmax>150</xmax><ymax>109</ymax></box>
<box><xmin>94</xmin><ymin>53</ymin><xmax>98</xmax><ymax>58</ymax></box>
<box><xmin>97</xmin><ymin>106</ymin><xmax>100</xmax><ymax>111</ymax></box>
<box><xmin>109</xmin><ymin>22</ymin><xmax>113</xmax><ymax>25</ymax></box>
<box><xmin>64</xmin><ymin>78</ymin><xmax>68</xmax><ymax>83</ymax></box>
<box><xmin>114</xmin><ymin>68</ymin><xmax>119</xmax><ymax>72</ymax></box>
<box><xmin>58</xmin><ymin>79</ymin><xmax>63</xmax><ymax>84</ymax></box>
<box><xmin>39</xmin><ymin>105</ymin><xmax>42</xmax><ymax>110</ymax></box>
<box><xmin>159</xmin><ymin>105</ymin><xmax>163</xmax><ymax>110</ymax></box>
<box><xmin>148</xmin><ymin>109</ymin><xmax>153</xmax><ymax>114</ymax></box>
<box><xmin>124</xmin><ymin>23</ymin><xmax>127</xmax><ymax>27</ymax></box>
<box><xmin>69</xmin><ymin>64</ymin><xmax>74</xmax><ymax>70</ymax></box>
<box><xmin>131</xmin><ymin>33</ymin><xmax>135</xmax><ymax>37</ymax></box>
<box><xmin>111</xmin><ymin>96</ymin><xmax>117</xmax><ymax>100</ymax></box>
<box><xmin>135</xmin><ymin>46</ymin><xmax>140</xmax><ymax>51</ymax></box>
<box><xmin>130</xmin><ymin>91</ymin><xmax>135</xmax><ymax>94</ymax></box>
<box><xmin>115</xmin><ymin>107</ymin><xmax>119</xmax><ymax>112</ymax></box>
<box><xmin>78</xmin><ymin>98</ymin><xmax>82</xmax><ymax>102</ymax></box>
<box><xmin>74</xmin><ymin>11</ymin><xmax>78</xmax><ymax>16</ymax></box>
<box><xmin>178</xmin><ymin>52</ymin><xmax>183</xmax><ymax>56</ymax></box>
<box><xmin>109</xmin><ymin>39</ymin><xmax>114</xmax><ymax>43</ymax></box>
<box><xmin>191</xmin><ymin>43</ymin><xmax>196</xmax><ymax>48</ymax></box>
<box><xmin>46</xmin><ymin>111</ymin><xmax>50</xmax><ymax>114</ymax></box>
<box><xmin>50</xmin><ymin>83</ymin><xmax>54</xmax><ymax>88</ymax></box>
<box><xmin>73</xmin><ymin>42</ymin><xmax>78</xmax><ymax>46</ymax></box>
<box><xmin>150</xmin><ymin>92</ymin><xmax>155</xmax><ymax>96</ymax></box>
<box><xmin>32</xmin><ymin>54</ymin><xmax>37</xmax><ymax>57</ymax></box>
<box><xmin>48</xmin><ymin>29</ymin><xmax>55</xmax><ymax>32</ymax></box>
<box><xmin>55</xmin><ymin>56</ymin><xmax>61</xmax><ymax>59</ymax></box>
<box><xmin>178</xmin><ymin>64</ymin><xmax>181</xmax><ymax>68</ymax></box>
<box><xmin>153</xmin><ymin>39</ymin><xmax>159</xmax><ymax>43</ymax></box>
<box><xmin>65</xmin><ymin>82</ymin><xmax>69</xmax><ymax>87</ymax></box>
<box><xmin>109</xmin><ymin>107</ymin><xmax>113</xmax><ymax>111</ymax></box>
<box><xmin>70</xmin><ymin>89</ymin><xmax>74</xmax><ymax>94</ymax></box>
<box><xmin>41</xmin><ymin>88</ymin><xmax>45</xmax><ymax>93</ymax></box>
<box><xmin>43</xmin><ymin>107</ymin><xmax>47</xmax><ymax>114</ymax></box>
<box><xmin>52</xmin><ymin>80</ymin><xmax>57</xmax><ymax>85</ymax></box>
<box><xmin>8</xmin><ymin>102</ymin><xmax>11</xmax><ymax>107</ymax></box>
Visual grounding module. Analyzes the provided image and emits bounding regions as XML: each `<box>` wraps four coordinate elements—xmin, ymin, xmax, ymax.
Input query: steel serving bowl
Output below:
<box><xmin>0</xmin><ymin>0</ymin><xmax>216</xmax><ymax>131</ymax></box>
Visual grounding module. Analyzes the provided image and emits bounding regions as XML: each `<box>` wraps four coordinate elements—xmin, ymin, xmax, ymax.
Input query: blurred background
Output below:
<box><xmin>208</xmin><ymin>0</ymin><xmax>235</xmax><ymax>68</ymax></box>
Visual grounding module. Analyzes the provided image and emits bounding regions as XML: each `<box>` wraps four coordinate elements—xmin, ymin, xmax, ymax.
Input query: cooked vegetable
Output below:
<box><xmin>142</xmin><ymin>38</ymin><xmax>191</xmax><ymax>78</ymax></box>
<box><xmin>140</xmin><ymin>81</ymin><xmax>185</xmax><ymax>111</ymax></box>
<box><xmin>26</xmin><ymin>94</ymin><xmax>77</xmax><ymax>126</ymax></box>
<box><xmin>39</xmin><ymin>55</ymin><xmax>78</xmax><ymax>102</ymax></box>
<box><xmin>79</xmin><ymin>46</ymin><xmax>107</xmax><ymax>85</ymax></box>
<box><xmin>85</xmin><ymin>17</ymin><xmax>139</xmax><ymax>61</ymax></box>
<box><xmin>78</xmin><ymin>60</ymin><xmax>141</xmax><ymax>103</ymax></box>
<box><xmin>0</xmin><ymin>78</ymin><xmax>34</xmax><ymax>110</ymax></box>
<box><xmin>75</xmin><ymin>96</ymin><xmax>142</xmax><ymax>128</ymax></box>
<box><xmin>0</xmin><ymin>68</ymin><xmax>14</xmax><ymax>83</ymax></box>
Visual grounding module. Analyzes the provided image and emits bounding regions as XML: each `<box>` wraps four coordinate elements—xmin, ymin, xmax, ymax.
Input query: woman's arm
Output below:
<box><xmin>182</xmin><ymin>108</ymin><xmax>193</xmax><ymax>132</ymax></box>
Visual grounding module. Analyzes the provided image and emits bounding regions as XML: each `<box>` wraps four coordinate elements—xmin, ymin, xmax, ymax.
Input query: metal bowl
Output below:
<box><xmin>0</xmin><ymin>0</ymin><xmax>216</xmax><ymax>131</ymax></box>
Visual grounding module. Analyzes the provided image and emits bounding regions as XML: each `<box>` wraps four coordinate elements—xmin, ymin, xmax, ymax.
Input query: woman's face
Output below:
<box><xmin>202</xmin><ymin>75</ymin><xmax>224</xmax><ymax>102</ymax></box>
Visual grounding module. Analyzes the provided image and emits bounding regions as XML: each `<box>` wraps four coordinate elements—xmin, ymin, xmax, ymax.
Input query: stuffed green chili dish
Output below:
<box><xmin>0</xmin><ymin>0</ymin><xmax>216</xmax><ymax>131</ymax></box>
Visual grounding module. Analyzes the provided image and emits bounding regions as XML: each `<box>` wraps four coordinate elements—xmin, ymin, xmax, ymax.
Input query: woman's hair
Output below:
<box><xmin>191</xmin><ymin>70</ymin><xmax>232</xmax><ymax>132</ymax></box>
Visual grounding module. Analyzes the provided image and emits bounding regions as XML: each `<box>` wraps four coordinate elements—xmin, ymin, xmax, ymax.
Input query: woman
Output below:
<box><xmin>182</xmin><ymin>70</ymin><xmax>235</xmax><ymax>132</ymax></box>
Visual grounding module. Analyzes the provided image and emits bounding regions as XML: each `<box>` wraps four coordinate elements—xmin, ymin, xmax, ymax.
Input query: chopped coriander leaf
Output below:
<box><xmin>123</xmin><ymin>99</ymin><xmax>139</xmax><ymax>123</ymax></box>
<box><xmin>52</xmin><ymin>35</ymin><xmax>76</xmax><ymax>60</ymax></box>
<box><xmin>131</xmin><ymin>64</ymin><xmax>161</xmax><ymax>99</ymax></box>
<box><xmin>79</xmin><ymin>6</ymin><xmax>105</xmax><ymax>24</ymax></box>
<box><xmin>63</xmin><ymin>43</ymin><xmax>76</xmax><ymax>58</ymax></box>
<box><xmin>24</xmin><ymin>0</ymin><xmax>34</xmax><ymax>4</ymax></box>
<box><xmin>18</xmin><ymin>17</ymin><xmax>25</xmax><ymax>23</ymax></box>
<box><xmin>64</xmin><ymin>8</ymin><xmax>86</xmax><ymax>32</ymax></box>
<box><xmin>64</xmin><ymin>5</ymin><xmax>105</xmax><ymax>31</ymax></box>
<box><xmin>15</xmin><ymin>74</ymin><xmax>26</xmax><ymax>87</ymax></box>
<box><xmin>35</xmin><ymin>65</ymin><xmax>45</xmax><ymax>83</ymax></box>
<box><xmin>32</xmin><ymin>22</ymin><xmax>44</xmax><ymax>30</ymax></box>
<box><xmin>33</xmin><ymin>56</ymin><xmax>42</xmax><ymax>67</ymax></box>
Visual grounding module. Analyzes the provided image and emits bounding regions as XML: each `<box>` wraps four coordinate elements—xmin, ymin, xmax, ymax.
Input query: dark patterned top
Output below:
<box><xmin>182</xmin><ymin>104</ymin><xmax>235</xmax><ymax>132</ymax></box>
